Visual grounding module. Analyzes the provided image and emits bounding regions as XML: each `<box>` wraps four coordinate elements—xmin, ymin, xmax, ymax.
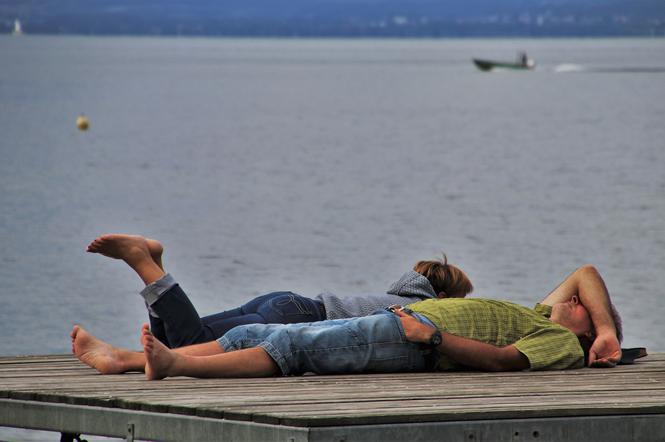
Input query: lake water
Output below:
<box><xmin>1</xmin><ymin>35</ymin><xmax>664</xmax><ymax>439</ymax></box>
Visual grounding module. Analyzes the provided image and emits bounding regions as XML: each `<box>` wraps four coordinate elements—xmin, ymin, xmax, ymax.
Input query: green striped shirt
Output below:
<box><xmin>407</xmin><ymin>298</ymin><xmax>585</xmax><ymax>371</ymax></box>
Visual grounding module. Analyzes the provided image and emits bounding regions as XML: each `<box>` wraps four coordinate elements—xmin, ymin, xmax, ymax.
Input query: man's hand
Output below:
<box><xmin>394</xmin><ymin>309</ymin><xmax>529</xmax><ymax>371</ymax></box>
<box><xmin>394</xmin><ymin>309</ymin><xmax>437</xmax><ymax>343</ymax></box>
<box><xmin>588</xmin><ymin>333</ymin><xmax>622</xmax><ymax>368</ymax></box>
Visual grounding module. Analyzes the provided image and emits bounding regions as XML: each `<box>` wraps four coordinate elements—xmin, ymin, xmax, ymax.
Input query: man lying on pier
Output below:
<box><xmin>72</xmin><ymin>265</ymin><xmax>622</xmax><ymax>379</ymax></box>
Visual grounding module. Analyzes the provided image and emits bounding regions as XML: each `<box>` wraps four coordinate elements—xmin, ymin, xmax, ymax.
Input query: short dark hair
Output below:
<box><xmin>610</xmin><ymin>303</ymin><xmax>623</xmax><ymax>343</ymax></box>
<box><xmin>578</xmin><ymin>336</ymin><xmax>593</xmax><ymax>366</ymax></box>
<box><xmin>413</xmin><ymin>254</ymin><xmax>473</xmax><ymax>298</ymax></box>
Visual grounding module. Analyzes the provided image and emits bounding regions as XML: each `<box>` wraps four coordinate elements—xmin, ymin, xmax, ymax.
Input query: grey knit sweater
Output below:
<box><xmin>315</xmin><ymin>270</ymin><xmax>437</xmax><ymax>320</ymax></box>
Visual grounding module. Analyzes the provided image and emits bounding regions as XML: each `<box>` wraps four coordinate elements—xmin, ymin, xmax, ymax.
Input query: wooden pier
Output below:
<box><xmin>1</xmin><ymin>353</ymin><xmax>665</xmax><ymax>441</ymax></box>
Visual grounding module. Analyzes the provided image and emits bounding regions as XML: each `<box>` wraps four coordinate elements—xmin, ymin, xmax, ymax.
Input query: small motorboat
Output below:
<box><xmin>473</xmin><ymin>52</ymin><xmax>535</xmax><ymax>71</ymax></box>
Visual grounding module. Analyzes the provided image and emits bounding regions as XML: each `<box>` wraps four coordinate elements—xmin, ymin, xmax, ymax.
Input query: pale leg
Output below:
<box><xmin>142</xmin><ymin>324</ymin><xmax>279</xmax><ymax>380</ymax></box>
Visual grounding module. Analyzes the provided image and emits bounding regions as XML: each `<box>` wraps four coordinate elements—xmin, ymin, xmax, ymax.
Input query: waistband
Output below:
<box><xmin>411</xmin><ymin>312</ymin><xmax>437</xmax><ymax>328</ymax></box>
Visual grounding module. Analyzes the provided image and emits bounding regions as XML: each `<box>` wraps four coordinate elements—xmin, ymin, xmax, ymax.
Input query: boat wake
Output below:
<box><xmin>590</xmin><ymin>66</ymin><xmax>665</xmax><ymax>73</ymax></box>
<box><xmin>554</xmin><ymin>64</ymin><xmax>585</xmax><ymax>73</ymax></box>
<box><xmin>555</xmin><ymin>64</ymin><xmax>665</xmax><ymax>74</ymax></box>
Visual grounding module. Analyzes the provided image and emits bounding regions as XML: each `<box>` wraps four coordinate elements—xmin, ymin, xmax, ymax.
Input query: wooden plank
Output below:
<box><xmin>3</xmin><ymin>369</ymin><xmax>661</xmax><ymax>388</ymax></box>
<box><xmin>6</xmin><ymin>379</ymin><xmax>665</xmax><ymax>411</ymax></box>
<box><xmin>4</xmin><ymin>374</ymin><xmax>665</xmax><ymax>408</ymax></box>
<box><xmin>3</xmin><ymin>368</ymin><xmax>662</xmax><ymax>393</ymax></box>
<box><xmin>200</xmin><ymin>390</ymin><xmax>665</xmax><ymax>417</ymax></box>
<box><xmin>2</xmin><ymin>361</ymin><xmax>662</xmax><ymax>383</ymax></box>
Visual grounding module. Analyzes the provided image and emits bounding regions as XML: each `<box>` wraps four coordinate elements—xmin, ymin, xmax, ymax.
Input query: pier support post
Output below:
<box><xmin>126</xmin><ymin>423</ymin><xmax>135</xmax><ymax>442</ymax></box>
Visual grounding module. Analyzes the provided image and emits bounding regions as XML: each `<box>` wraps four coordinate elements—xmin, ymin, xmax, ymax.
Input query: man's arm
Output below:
<box><xmin>435</xmin><ymin>331</ymin><xmax>530</xmax><ymax>371</ymax></box>
<box><xmin>540</xmin><ymin>265</ymin><xmax>621</xmax><ymax>366</ymax></box>
<box><xmin>395</xmin><ymin>311</ymin><xmax>529</xmax><ymax>372</ymax></box>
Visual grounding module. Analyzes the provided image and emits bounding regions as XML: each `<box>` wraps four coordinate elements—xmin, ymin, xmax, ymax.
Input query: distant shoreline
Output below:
<box><xmin>3</xmin><ymin>0</ymin><xmax>664</xmax><ymax>39</ymax></box>
<box><xmin>3</xmin><ymin>33</ymin><xmax>665</xmax><ymax>40</ymax></box>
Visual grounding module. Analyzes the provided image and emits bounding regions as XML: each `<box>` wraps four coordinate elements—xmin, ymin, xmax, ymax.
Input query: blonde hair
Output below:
<box><xmin>413</xmin><ymin>254</ymin><xmax>473</xmax><ymax>298</ymax></box>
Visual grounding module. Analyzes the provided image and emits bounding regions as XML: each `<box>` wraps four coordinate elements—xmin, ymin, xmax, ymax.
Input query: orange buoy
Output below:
<box><xmin>76</xmin><ymin>114</ymin><xmax>90</xmax><ymax>131</ymax></box>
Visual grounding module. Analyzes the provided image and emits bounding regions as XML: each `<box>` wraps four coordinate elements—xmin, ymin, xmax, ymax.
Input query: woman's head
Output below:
<box><xmin>413</xmin><ymin>254</ymin><xmax>473</xmax><ymax>298</ymax></box>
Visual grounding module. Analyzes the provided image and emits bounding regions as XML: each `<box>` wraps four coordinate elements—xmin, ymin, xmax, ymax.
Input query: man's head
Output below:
<box><xmin>549</xmin><ymin>295</ymin><xmax>595</xmax><ymax>339</ymax></box>
<box><xmin>550</xmin><ymin>296</ymin><xmax>624</xmax><ymax>360</ymax></box>
<box><xmin>413</xmin><ymin>254</ymin><xmax>473</xmax><ymax>298</ymax></box>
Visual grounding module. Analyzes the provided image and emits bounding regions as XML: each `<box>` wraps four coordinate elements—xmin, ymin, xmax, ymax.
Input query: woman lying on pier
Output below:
<box><xmin>73</xmin><ymin>237</ymin><xmax>623</xmax><ymax>379</ymax></box>
<box><xmin>84</xmin><ymin>234</ymin><xmax>473</xmax><ymax>348</ymax></box>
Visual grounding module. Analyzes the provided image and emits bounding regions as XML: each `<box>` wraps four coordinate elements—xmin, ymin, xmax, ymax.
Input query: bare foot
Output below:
<box><xmin>145</xmin><ymin>238</ymin><xmax>164</xmax><ymax>270</ymax></box>
<box><xmin>71</xmin><ymin>325</ymin><xmax>138</xmax><ymax>374</ymax></box>
<box><xmin>86</xmin><ymin>234</ymin><xmax>153</xmax><ymax>265</ymax></box>
<box><xmin>86</xmin><ymin>234</ymin><xmax>165</xmax><ymax>284</ymax></box>
<box><xmin>87</xmin><ymin>234</ymin><xmax>164</xmax><ymax>268</ymax></box>
<box><xmin>142</xmin><ymin>324</ymin><xmax>179</xmax><ymax>380</ymax></box>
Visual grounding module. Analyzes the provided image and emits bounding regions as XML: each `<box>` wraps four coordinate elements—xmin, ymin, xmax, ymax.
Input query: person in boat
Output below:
<box><xmin>72</xmin><ymin>258</ymin><xmax>623</xmax><ymax>378</ymax></box>
<box><xmin>519</xmin><ymin>51</ymin><xmax>529</xmax><ymax>67</ymax></box>
<box><xmin>84</xmin><ymin>234</ymin><xmax>473</xmax><ymax>349</ymax></box>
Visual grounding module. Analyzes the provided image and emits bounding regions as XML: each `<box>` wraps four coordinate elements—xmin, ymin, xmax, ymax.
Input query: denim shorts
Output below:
<box><xmin>218</xmin><ymin>310</ymin><xmax>435</xmax><ymax>375</ymax></box>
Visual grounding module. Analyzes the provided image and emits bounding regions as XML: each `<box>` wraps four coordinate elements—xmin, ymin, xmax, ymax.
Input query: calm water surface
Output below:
<box><xmin>2</xmin><ymin>35</ymin><xmax>665</xmax><ymax>441</ymax></box>
<box><xmin>1</xmin><ymin>36</ymin><xmax>664</xmax><ymax>355</ymax></box>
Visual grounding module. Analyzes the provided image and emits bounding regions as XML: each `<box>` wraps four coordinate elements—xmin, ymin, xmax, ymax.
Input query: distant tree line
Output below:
<box><xmin>1</xmin><ymin>0</ymin><xmax>664</xmax><ymax>37</ymax></box>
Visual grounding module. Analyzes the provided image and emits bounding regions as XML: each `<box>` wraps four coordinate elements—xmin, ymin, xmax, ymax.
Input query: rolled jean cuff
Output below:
<box><xmin>140</xmin><ymin>273</ymin><xmax>177</xmax><ymax>306</ymax></box>
<box><xmin>217</xmin><ymin>335</ymin><xmax>234</xmax><ymax>352</ymax></box>
<box><xmin>258</xmin><ymin>341</ymin><xmax>290</xmax><ymax>375</ymax></box>
<box><xmin>217</xmin><ymin>335</ymin><xmax>290</xmax><ymax>374</ymax></box>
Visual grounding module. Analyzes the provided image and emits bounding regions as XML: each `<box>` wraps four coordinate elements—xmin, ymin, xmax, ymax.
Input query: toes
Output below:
<box><xmin>87</xmin><ymin>239</ymin><xmax>104</xmax><ymax>252</ymax></box>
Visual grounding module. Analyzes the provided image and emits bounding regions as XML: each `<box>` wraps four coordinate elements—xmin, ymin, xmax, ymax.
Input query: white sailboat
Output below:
<box><xmin>13</xmin><ymin>19</ymin><xmax>23</xmax><ymax>35</ymax></box>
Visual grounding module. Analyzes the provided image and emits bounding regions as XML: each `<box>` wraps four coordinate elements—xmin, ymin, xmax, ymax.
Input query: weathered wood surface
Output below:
<box><xmin>1</xmin><ymin>353</ymin><xmax>664</xmax><ymax>428</ymax></box>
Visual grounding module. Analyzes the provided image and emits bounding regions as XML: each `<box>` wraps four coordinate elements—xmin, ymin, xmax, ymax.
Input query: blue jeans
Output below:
<box><xmin>146</xmin><ymin>277</ymin><xmax>325</xmax><ymax>348</ymax></box>
<box><xmin>218</xmin><ymin>310</ymin><xmax>436</xmax><ymax>375</ymax></box>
